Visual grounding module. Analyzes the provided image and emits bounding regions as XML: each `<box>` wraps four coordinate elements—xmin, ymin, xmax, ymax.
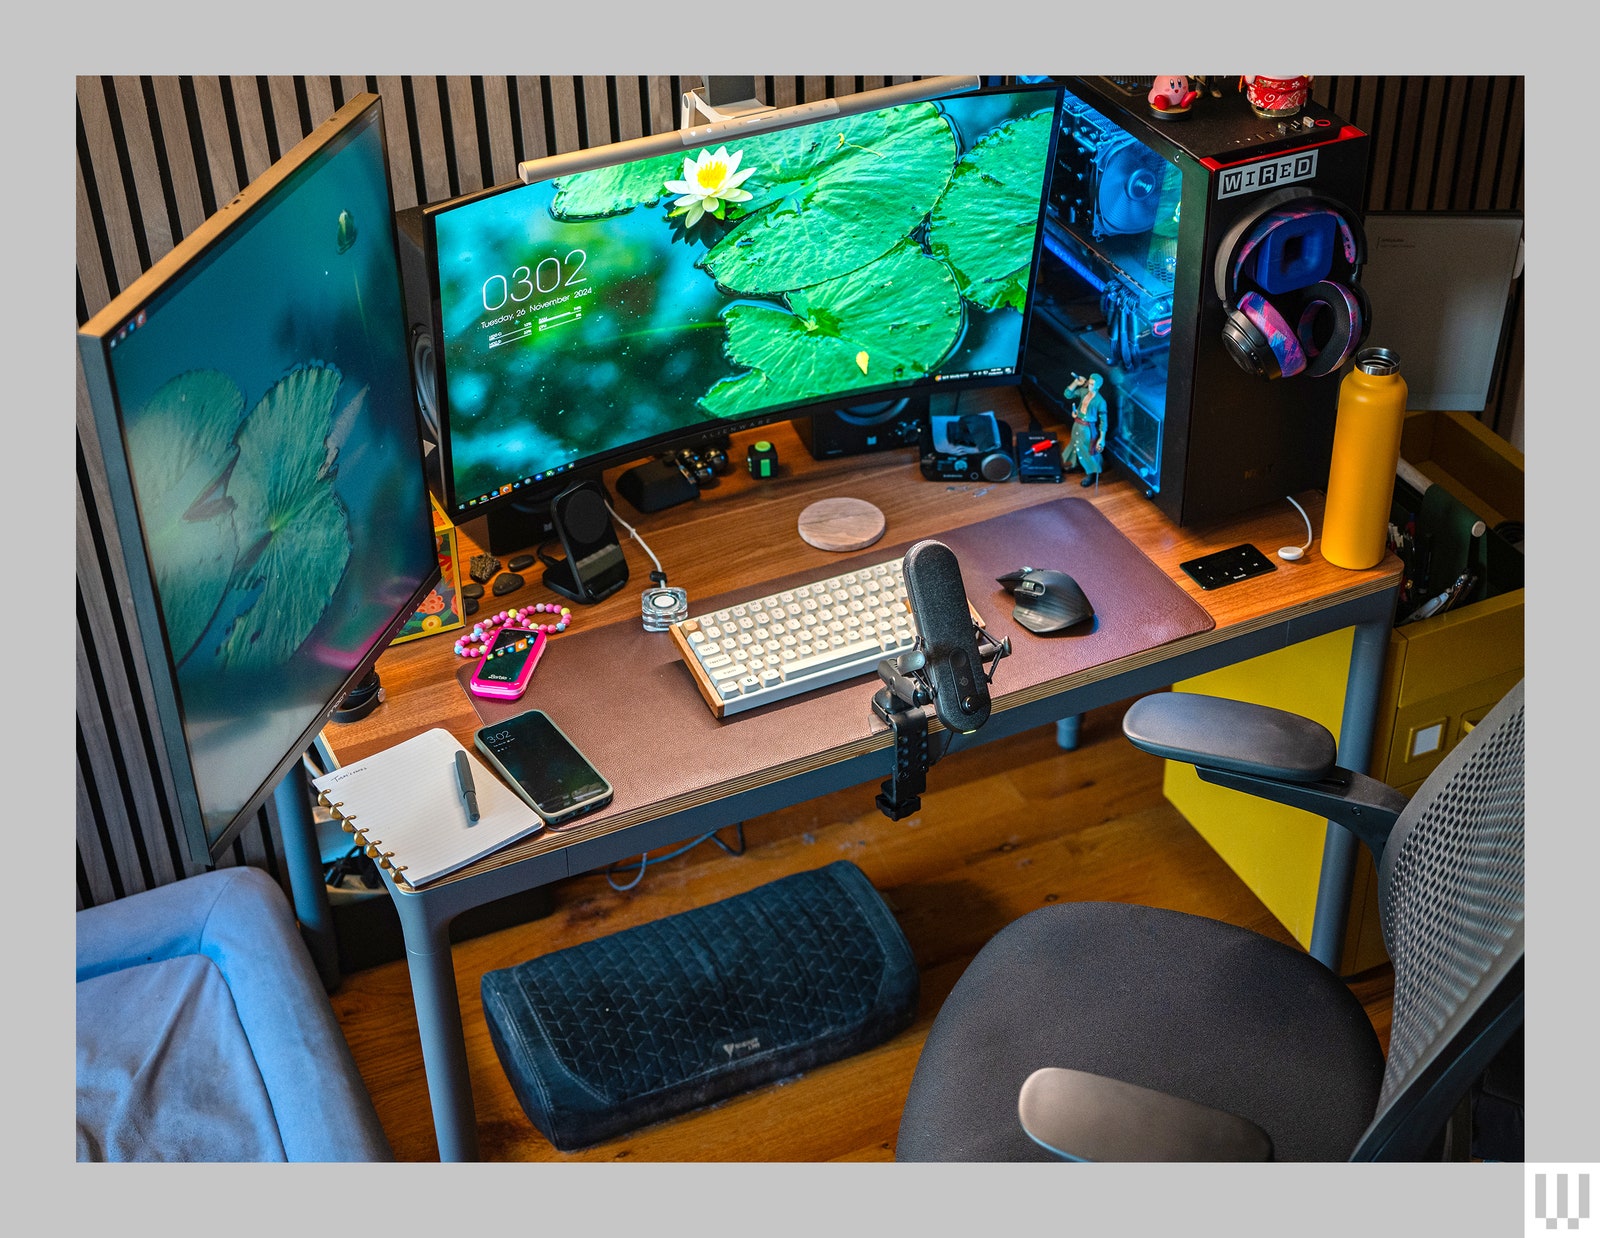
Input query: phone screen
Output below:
<box><xmin>476</xmin><ymin>710</ymin><xmax>611</xmax><ymax>819</ymax></box>
<box><xmin>473</xmin><ymin>627</ymin><xmax>544</xmax><ymax>688</ymax></box>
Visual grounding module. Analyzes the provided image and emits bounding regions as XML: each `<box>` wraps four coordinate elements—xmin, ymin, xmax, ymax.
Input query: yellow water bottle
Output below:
<box><xmin>1322</xmin><ymin>347</ymin><xmax>1408</xmax><ymax>569</ymax></box>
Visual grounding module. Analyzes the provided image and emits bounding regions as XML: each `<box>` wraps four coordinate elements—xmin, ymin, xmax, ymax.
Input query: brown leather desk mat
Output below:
<box><xmin>462</xmin><ymin>496</ymin><xmax>1212</xmax><ymax>833</ymax></box>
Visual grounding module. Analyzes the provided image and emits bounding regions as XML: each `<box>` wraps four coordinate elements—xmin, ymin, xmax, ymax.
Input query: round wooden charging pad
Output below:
<box><xmin>797</xmin><ymin>497</ymin><xmax>887</xmax><ymax>552</ymax></box>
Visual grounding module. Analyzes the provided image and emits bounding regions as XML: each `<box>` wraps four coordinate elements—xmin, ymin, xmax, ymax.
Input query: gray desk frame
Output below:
<box><xmin>284</xmin><ymin>584</ymin><xmax>1396</xmax><ymax>1161</ymax></box>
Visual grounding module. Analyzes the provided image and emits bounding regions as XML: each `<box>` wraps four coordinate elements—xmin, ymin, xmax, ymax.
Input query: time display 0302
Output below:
<box><xmin>480</xmin><ymin>249</ymin><xmax>589</xmax><ymax>311</ymax></box>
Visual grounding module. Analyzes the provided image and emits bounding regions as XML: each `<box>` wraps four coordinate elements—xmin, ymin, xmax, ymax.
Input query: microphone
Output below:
<box><xmin>902</xmin><ymin>539</ymin><xmax>990</xmax><ymax>733</ymax></box>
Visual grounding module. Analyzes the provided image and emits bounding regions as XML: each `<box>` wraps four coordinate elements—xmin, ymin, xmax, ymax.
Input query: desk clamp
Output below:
<box><xmin>871</xmin><ymin>627</ymin><xmax>1010</xmax><ymax>821</ymax></box>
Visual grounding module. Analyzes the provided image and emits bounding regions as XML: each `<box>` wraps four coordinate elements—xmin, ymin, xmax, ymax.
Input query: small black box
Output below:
<box><xmin>1016</xmin><ymin>431</ymin><xmax>1064</xmax><ymax>483</ymax></box>
<box><xmin>616</xmin><ymin>457</ymin><xmax>698</xmax><ymax>513</ymax></box>
<box><xmin>795</xmin><ymin>401</ymin><xmax>925</xmax><ymax>459</ymax></box>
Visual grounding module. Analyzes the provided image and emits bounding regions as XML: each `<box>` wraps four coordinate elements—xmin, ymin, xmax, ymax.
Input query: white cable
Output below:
<box><xmin>1279</xmin><ymin>495</ymin><xmax>1314</xmax><ymax>562</ymax></box>
<box><xmin>605</xmin><ymin>501</ymin><xmax>665</xmax><ymax>578</ymax></box>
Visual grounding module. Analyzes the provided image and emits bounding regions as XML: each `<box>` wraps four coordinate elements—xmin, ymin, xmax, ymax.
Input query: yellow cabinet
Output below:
<box><xmin>1165</xmin><ymin>410</ymin><xmax>1524</xmax><ymax>975</ymax></box>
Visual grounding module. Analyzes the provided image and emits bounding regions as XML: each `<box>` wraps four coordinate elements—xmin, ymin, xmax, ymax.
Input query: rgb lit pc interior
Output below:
<box><xmin>414</xmin><ymin>82</ymin><xmax>1063</xmax><ymax>535</ymax></box>
<box><xmin>77</xmin><ymin>95</ymin><xmax>440</xmax><ymax>866</ymax></box>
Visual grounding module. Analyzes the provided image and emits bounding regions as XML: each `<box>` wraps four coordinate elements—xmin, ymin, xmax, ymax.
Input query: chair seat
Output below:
<box><xmin>896</xmin><ymin>901</ymin><xmax>1385</xmax><ymax>1161</ymax></box>
<box><xmin>76</xmin><ymin>867</ymin><xmax>391</xmax><ymax>1162</ymax></box>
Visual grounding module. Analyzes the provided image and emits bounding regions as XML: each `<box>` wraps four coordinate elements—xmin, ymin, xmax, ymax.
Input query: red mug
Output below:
<box><xmin>1242</xmin><ymin>74</ymin><xmax>1313</xmax><ymax>118</ymax></box>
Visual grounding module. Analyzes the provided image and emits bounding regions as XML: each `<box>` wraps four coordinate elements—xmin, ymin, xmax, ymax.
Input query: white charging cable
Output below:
<box><xmin>1278</xmin><ymin>495</ymin><xmax>1314</xmax><ymax>562</ymax></box>
<box><xmin>605</xmin><ymin>501</ymin><xmax>665</xmax><ymax>578</ymax></box>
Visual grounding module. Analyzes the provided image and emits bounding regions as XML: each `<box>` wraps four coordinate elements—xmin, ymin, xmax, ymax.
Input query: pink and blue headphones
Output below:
<box><xmin>1214</xmin><ymin>190</ymin><xmax>1370</xmax><ymax>380</ymax></box>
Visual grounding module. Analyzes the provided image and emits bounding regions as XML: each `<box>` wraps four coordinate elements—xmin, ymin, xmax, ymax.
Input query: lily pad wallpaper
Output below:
<box><xmin>434</xmin><ymin>87</ymin><xmax>1060</xmax><ymax>509</ymax></box>
<box><xmin>103</xmin><ymin>117</ymin><xmax>437</xmax><ymax>847</ymax></box>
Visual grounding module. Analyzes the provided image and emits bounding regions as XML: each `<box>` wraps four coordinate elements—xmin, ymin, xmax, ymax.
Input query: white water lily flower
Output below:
<box><xmin>664</xmin><ymin>145</ymin><xmax>755</xmax><ymax>228</ymax></box>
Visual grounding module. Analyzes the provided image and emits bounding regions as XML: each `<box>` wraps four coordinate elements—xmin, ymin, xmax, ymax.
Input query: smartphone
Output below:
<box><xmin>467</xmin><ymin>627</ymin><xmax>547</xmax><ymax>700</ymax></box>
<box><xmin>474</xmin><ymin>709</ymin><xmax>614</xmax><ymax>828</ymax></box>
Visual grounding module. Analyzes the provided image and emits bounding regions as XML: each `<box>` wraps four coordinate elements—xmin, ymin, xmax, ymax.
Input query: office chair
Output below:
<box><xmin>895</xmin><ymin>680</ymin><xmax>1524</xmax><ymax>1161</ymax></box>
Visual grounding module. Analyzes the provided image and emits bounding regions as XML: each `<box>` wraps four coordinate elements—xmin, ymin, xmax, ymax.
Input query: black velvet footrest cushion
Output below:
<box><xmin>480</xmin><ymin>860</ymin><xmax>919</xmax><ymax>1150</ymax></box>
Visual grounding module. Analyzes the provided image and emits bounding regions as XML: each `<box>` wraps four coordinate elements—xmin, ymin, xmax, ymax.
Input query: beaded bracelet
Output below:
<box><xmin>453</xmin><ymin>602</ymin><xmax>574</xmax><ymax>659</ymax></box>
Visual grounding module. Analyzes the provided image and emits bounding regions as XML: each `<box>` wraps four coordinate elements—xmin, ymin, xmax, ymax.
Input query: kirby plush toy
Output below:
<box><xmin>1148</xmin><ymin>76</ymin><xmax>1200</xmax><ymax>118</ymax></box>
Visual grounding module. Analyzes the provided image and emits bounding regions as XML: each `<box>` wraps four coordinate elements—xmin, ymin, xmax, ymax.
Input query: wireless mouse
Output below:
<box><xmin>1003</xmin><ymin>568</ymin><xmax>1095</xmax><ymax>635</ymax></box>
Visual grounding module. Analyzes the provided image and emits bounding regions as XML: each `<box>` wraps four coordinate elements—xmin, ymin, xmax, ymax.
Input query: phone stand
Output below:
<box><xmin>871</xmin><ymin>628</ymin><xmax>1009</xmax><ymax>820</ymax></box>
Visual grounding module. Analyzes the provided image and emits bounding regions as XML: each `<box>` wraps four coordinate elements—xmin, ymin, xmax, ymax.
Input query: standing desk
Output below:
<box><xmin>314</xmin><ymin>394</ymin><xmax>1402</xmax><ymax>1161</ymax></box>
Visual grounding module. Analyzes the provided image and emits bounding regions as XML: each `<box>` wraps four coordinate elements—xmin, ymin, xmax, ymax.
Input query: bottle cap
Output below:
<box><xmin>1356</xmin><ymin>346</ymin><xmax>1401</xmax><ymax>376</ymax></box>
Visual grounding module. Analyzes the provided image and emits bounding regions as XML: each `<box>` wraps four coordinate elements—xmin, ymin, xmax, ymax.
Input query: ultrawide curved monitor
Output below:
<box><xmin>78</xmin><ymin>93</ymin><xmax>440</xmax><ymax>865</ymax></box>
<box><xmin>420</xmin><ymin>80</ymin><xmax>1064</xmax><ymax>528</ymax></box>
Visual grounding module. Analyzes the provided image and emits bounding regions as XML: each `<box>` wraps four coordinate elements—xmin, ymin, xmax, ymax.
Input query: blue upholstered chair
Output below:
<box><xmin>76</xmin><ymin>866</ymin><xmax>391</xmax><ymax>1162</ymax></box>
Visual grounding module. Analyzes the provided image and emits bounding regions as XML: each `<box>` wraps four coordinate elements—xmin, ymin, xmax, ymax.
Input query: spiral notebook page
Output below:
<box><xmin>312</xmin><ymin>727</ymin><xmax>544</xmax><ymax>888</ymax></box>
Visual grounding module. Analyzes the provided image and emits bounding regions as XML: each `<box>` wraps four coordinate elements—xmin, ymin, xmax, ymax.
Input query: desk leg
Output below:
<box><xmin>274</xmin><ymin>761</ymin><xmax>340</xmax><ymax>992</ymax></box>
<box><xmin>1308</xmin><ymin>613</ymin><xmax>1391</xmax><ymax>970</ymax></box>
<box><xmin>397</xmin><ymin>903</ymin><xmax>481</xmax><ymax>1162</ymax></box>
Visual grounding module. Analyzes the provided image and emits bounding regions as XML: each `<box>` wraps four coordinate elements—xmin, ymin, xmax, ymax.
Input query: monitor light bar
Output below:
<box><xmin>517</xmin><ymin>75</ymin><xmax>983</xmax><ymax>184</ymax></box>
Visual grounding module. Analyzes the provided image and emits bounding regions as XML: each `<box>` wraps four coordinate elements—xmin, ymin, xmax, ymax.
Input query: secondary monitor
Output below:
<box><xmin>78</xmin><ymin>93</ymin><xmax>441</xmax><ymax>866</ymax></box>
<box><xmin>413</xmin><ymin>79</ymin><xmax>1064</xmax><ymax>542</ymax></box>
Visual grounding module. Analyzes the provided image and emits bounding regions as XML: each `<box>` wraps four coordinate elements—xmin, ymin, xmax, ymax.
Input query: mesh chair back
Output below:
<box><xmin>1353</xmin><ymin>679</ymin><xmax>1525</xmax><ymax>1160</ymax></box>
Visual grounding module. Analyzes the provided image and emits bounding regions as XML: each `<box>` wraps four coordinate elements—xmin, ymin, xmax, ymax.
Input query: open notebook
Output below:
<box><xmin>312</xmin><ymin>728</ymin><xmax>543</xmax><ymax>889</ymax></box>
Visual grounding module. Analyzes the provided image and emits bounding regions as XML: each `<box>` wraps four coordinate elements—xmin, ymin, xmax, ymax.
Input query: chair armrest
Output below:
<box><xmin>1123</xmin><ymin>693</ymin><xmax>1408</xmax><ymax>857</ymax></box>
<box><xmin>1122</xmin><ymin>692</ymin><xmax>1337</xmax><ymax>781</ymax></box>
<box><xmin>1018</xmin><ymin>1067</ymin><xmax>1272</xmax><ymax>1161</ymax></box>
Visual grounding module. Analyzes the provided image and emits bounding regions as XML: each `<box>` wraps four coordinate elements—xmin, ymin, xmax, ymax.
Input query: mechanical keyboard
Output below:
<box><xmin>669</xmin><ymin>556</ymin><xmax>921</xmax><ymax>718</ymax></box>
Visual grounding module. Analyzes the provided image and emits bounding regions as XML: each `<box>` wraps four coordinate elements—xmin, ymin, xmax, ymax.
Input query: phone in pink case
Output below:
<box><xmin>467</xmin><ymin>627</ymin><xmax>547</xmax><ymax>700</ymax></box>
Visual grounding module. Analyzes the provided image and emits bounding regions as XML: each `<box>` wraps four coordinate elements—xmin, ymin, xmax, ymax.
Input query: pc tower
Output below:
<box><xmin>1024</xmin><ymin>76</ymin><xmax>1371</xmax><ymax>527</ymax></box>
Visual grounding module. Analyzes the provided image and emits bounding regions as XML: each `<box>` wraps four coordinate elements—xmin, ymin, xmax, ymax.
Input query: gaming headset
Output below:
<box><xmin>1214</xmin><ymin>189</ymin><xmax>1370</xmax><ymax>380</ymax></box>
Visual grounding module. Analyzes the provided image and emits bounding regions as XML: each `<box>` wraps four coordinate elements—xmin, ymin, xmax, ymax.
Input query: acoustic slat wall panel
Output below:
<box><xmin>190</xmin><ymin>76</ymin><xmax>243</xmax><ymax>211</ymax></box>
<box><xmin>646</xmin><ymin>76</ymin><xmax>678</xmax><ymax>137</ymax></box>
<box><xmin>514</xmin><ymin>77</ymin><xmax>552</xmax><ymax>169</ymax></box>
<box><xmin>408</xmin><ymin>76</ymin><xmax>452</xmax><ymax>203</ymax></box>
<box><xmin>79</xmin><ymin>77</ymin><xmax>145</xmax><ymax>297</ymax></box>
<box><xmin>582</xmin><ymin>76</ymin><xmax>615</xmax><ymax>149</ymax></box>
<box><xmin>149</xmin><ymin>76</ymin><xmax>209</xmax><ymax>243</ymax></box>
<box><xmin>304</xmin><ymin>76</ymin><xmax>338</xmax><ymax>131</ymax></box>
<box><xmin>374</xmin><ymin>75</ymin><xmax>418</xmax><ymax>209</ymax></box>
<box><xmin>267</xmin><ymin>77</ymin><xmax>308</xmax><ymax>149</ymax></box>
<box><xmin>229</xmin><ymin>76</ymin><xmax>276</xmax><ymax>183</ymax></box>
<box><xmin>75</xmin><ymin>156</ymin><xmax>110</xmax><ymax>320</ymax></box>
<box><xmin>614</xmin><ymin>76</ymin><xmax>645</xmax><ymax>144</ymax></box>
<box><xmin>547</xmin><ymin>77</ymin><xmax>583</xmax><ymax>153</ymax></box>
<box><xmin>484</xmin><ymin>77</ymin><xmax>521</xmax><ymax>188</ymax></box>
<box><xmin>445</xmin><ymin>76</ymin><xmax>486</xmax><ymax>197</ymax></box>
<box><xmin>73</xmin><ymin>74</ymin><xmax>1528</xmax><ymax>909</ymax></box>
<box><xmin>112</xmin><ymin>77</ymin><xmax>175</xmax><ymax>266</ymax></box>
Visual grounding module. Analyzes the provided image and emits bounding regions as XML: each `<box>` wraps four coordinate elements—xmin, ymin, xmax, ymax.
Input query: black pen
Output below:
<box><xmin>455</xmin><ymin>750</ymin><xmax>479</xmax><ymax>823</ymax></box>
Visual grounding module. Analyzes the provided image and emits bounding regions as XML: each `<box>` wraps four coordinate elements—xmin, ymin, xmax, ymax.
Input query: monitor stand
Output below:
<box><xmin>484</xmin><ymin>495</ymin><xmax>557</xmax><ymax>556</ymax></box>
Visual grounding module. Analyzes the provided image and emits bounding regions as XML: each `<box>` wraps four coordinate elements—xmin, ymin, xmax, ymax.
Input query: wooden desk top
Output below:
<box><xmin>321</xmin><ymin>386</ymin><xmax>1401</xmax><ymax>884</ymax></box>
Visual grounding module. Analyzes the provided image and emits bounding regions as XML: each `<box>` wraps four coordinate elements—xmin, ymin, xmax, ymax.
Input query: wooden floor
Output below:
<box><xmin>327</xmin><ymin>694</ymin><xmax>1395</xmax><ymax>1162</ymax></box>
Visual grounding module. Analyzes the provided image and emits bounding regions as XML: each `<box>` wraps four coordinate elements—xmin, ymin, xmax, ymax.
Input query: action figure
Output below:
<box><xmin>1063</xmin><ymin>372</ymin><xmax>1108</xmax><ymax>487</ymax></box>
<box><xmin>1148</xmin><ymin>76</ymin><xmax>1200</xmax><ymax>118</ymax></box>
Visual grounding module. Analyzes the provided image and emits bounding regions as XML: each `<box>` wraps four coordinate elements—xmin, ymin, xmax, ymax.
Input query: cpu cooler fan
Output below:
<box><xmin>1093</xmin><ymin>135</ymin><xmax>1167</xmax><ymax>238</ymax></box>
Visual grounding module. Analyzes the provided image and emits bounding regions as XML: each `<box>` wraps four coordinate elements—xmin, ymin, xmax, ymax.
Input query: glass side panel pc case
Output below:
<box><xmin>397</xmin><ymin>80</ymin><xmax>1063</xmax><ymax>550</ymax></box>
<box><xmin>78</xmin><ymin>94</ymin><xmax>441</xmax><ymax>866</ymax></box>
<box><xmin>1024</xmin><ymin>77</ymin><xmax>1370</xmax><ymax>527</ymax></box>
